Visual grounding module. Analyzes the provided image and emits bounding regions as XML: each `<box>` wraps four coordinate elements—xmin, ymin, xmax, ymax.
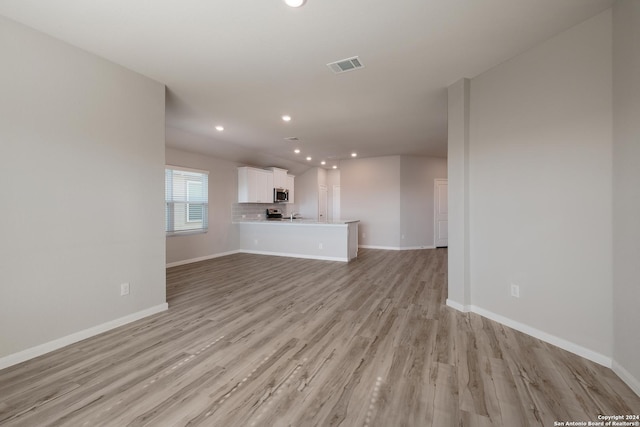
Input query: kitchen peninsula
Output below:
<box><xmin>234</xmin><ymin>219</ymin><xmax>359</xmax><ymax>262</ymax></box>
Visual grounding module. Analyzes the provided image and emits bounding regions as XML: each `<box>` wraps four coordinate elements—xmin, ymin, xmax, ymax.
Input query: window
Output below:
<box><xmin>186</xmin><ymin>181</ymin><xmax>203</xmax><ymax>222</ymax></box>
<box><xmin>165</xmin><ymin>166</ymin><xmax>208</xmax><ymax>235</ymax></box>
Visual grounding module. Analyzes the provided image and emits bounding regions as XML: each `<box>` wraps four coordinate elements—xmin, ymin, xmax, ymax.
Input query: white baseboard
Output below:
<box><xmin>401</xmin><ymin>245</ymin><xmax>436</xmax><ymax>250</ymax></box>
<box><xmin>166</xmin><ymin>250</ymin><xmax>241</xmax><ymax>268</ymax></box>
<box><xmin>359</xmin><ymin>245</ymin><xmax>436</xmax><ymax>251</ymax></box>
<box><xmin>168</xmin><ymin>247</ymin><xmax>436</xmax><ymax>265</ymax></box>
<box><xmin>446</xmin><ymin>301</ymin><xmax>612</xmax><ymax>368</ymax></box>
<box><xmin>612</xmin><ymin>360</ymin><xmax>640</xmax><ymax>397</ymax></box>
<box><xmin>470</xmin><ymin>305</ymin><xmax>612</xmax><ymax>367</ymax></box>
<box><xmin>446</xmin><ymin>298</ymin><xmax>470</xmax><ymax>312</ymax></box>
<box><xmin>0</xmin><ymin>303</ymin><xmax>168</xmax><ymax>371</ymax></box>
<box><xmin>359</xmin><ymin>245</ymin><xmax>401</xmax><ymax>250</ymax></box>
<box><xmin>240</xmin><ymin>250</ymin><xmax>348</xmax><ymax>262</ymax></box>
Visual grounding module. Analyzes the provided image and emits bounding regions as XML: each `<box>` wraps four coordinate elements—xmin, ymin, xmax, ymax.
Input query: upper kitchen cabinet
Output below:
<box><xmin>287</xmin><ymin>174</ymin><xmax>295</xmax><ymax>204</ymax></box>
<box><xmin>267</xmin><ymin>167</ymin><xmax>288</xmax><ymax>189</ymax></box>
<box><xmin>238</xmin><ymin>167</ymin><xmax>274</xmax><ymax>203</ymax></box>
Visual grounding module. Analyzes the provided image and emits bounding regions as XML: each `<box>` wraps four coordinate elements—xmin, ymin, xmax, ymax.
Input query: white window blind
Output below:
<box><xmin>165</xmin><ymin>166</ymin><xmax>209</xmax><ymax>235</ymax></box>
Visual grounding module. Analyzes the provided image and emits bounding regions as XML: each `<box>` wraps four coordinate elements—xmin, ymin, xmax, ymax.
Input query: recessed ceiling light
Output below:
<box><xmin>333</xmin><ymin>165</ymin><xmax>338</xmax><ymax>169</ymax></box>
<box><xmin>321</xmin><ymin>161</ymin><xmax>326</xmax><ymax>165</ymax></box>
<box><xmin>215</xmin><ymin>125</ymin><xmax>224</xmax><ymax>131</ymax></box>
<box><xmin>282</xmin><ymin>115</ymin><xmax>292</xmax><ymax>122</ymax></box>
<box><xmin>284</xmin><ymin>0</ymin><xmax>306</xmax><ymax>7</ymax></box>
<box><xmin>351</xmin><ymin>152</ymin><xmax>357</xmax><ymax>157</ymax></box>
<box><xmin>306</xmin><ymin>156</ymin><xmax>312</xmax><ymax>161</ymax></box>
<box><xmin>294</xmin><ymin>149</ymin><xmax>301</xmax><ymax>154</ymax></box>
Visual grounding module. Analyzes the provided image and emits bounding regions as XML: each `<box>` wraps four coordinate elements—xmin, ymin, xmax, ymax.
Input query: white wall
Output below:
<box><xmin>0</xmin><ymin>17</ymin><xmax>166</xmax><ymax>363</ymax></box>
<box><xmin>165</xmin><ymin>142</ymin><xmax>241</xmax><ymax>266</ymax></box>
<box><xmin>341</xmin><ymin>156</ymin><xmax>402</xmax><ymax>248</ymax></box>
<box><xmin>400</xmin><ymin>156</ymin><xmax>447</xmax><ymax>249</ymax></box>
<box><xmin>612</xmin><ymin>0</ymin><xmax>640</xmax><ymax>393</ymax></box>
<box><xmin>327</xmin><ymin>169</ymin><xmax>341</xmax><ymax>221</ymax></box>
<box><xmin>295</xmin><ymin>167</ymin><xmax>321</xmax><ymax>220</ymax></box>
<box><xmin>341</xmin><ymin>155</ymin><xmax>447</xmax><ymax>249</ymax></box>
<box><xmin>449</xmin><ymin>10</ymin><xmax>614</xmax><ymax>362</ymax></box>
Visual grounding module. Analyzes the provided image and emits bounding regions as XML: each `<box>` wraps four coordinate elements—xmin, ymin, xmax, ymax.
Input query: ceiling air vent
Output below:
<box><xmin>327</xmin><ymin>56</ymin><xmax>364</xmax><ymax>74</ymax></box>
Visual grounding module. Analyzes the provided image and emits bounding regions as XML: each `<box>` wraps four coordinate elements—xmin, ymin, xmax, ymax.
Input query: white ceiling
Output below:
<box><xmin>0</xmin><ymin>0</ymin><xmax>614</xmax><ymax>175</ymax></box>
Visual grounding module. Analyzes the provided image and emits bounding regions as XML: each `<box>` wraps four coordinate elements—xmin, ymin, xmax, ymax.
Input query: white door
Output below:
<box><xmin>434</xmin><ymin>179</ymin><xmax>448</xmax><ymax>247</ymax></box>
<box><xmin>332</xmin><ymin>185</ymin><xmax>340</xmax><ymax>220</ymax></box>
<box><xmin>319</xmin><ymin>185</ymin><xmax>328</xmax><ymax>222</ymax></box>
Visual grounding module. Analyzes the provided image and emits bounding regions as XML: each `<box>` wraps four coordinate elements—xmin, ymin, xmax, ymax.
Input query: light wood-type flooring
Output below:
<box><xmin>1</xmin><ymin>249</ymin><xmax>638</xmax><ymax>426</ymax></box>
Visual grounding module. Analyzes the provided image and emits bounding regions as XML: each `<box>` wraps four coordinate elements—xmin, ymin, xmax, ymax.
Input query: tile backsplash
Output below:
<box><xmin>232</xmin><ymin>203</ymin><xmax>296</xmax><ymax>221</ymax></box>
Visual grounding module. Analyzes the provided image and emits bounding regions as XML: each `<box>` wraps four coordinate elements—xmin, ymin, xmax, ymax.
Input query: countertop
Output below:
<box><xmin>233</xmin><ymin>219</ymin><xmax>359</xmax><ymax>226</ymax></box>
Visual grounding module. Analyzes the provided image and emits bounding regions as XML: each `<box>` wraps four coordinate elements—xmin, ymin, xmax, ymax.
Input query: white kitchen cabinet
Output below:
<box><xmin>286</xmin><ymin>174</ymin><xmax>295</xmax><ymax>204</ymax></box>
<box><xmin>257</xmin><ymin>169</ymin><xmax>274</xmax><ymax>203</ymax></box>
<box><xmin>238</xmin><ymin>167</ymin><xmax>274</xmax><ymax>203</ymax></box>
<box><xmin>236</xmin><ymin>220</ymin><xmax>359</xmax><ymax>262</ymax></box>
<box><xmin>267</xmin><ymin>167</ymin><xmax>288</xmax><ymax>189</ymax></box>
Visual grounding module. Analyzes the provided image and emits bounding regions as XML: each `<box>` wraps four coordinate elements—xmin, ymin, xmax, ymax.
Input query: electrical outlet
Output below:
<box><xmin>254</xmin><ymin>239</ymin><xmax>258</xmax><ymax>245</ymax></box>
<box><xmin>401</xmin><ymin>234</ymin><xmax>405</xmax><ymax>240</ymax></box>
<box><xmin>362</xmin><ymin>232</ymin><xmax>367</xmax><ymax>239</ymax></box>
<box><xmin>510</xmin><ymin>283</ymin><xmax>520</xmax><ymax>298</ymax></box>
<box><xmin>120</xmin><ymin>282</ymin><xmax>130</xmax><ymax>296</ymax></box>
<box><xmin>319</xmin><ymin>243</ymin><xmax>323</xmax><ymax>250</ymax></box>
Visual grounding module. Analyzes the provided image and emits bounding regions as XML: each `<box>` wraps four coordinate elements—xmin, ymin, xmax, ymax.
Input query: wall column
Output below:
<box><xmin>446</xmin><ymin>78</ymin><xmax>471</xmax><ymax>311</ymax></box>
<box><xmin>612</xmin><ymin>0</ymin><xmax>640</xmax><ymax>395</ymax></box>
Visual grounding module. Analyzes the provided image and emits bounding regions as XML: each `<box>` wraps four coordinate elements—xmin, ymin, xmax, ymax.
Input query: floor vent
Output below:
<box><xmin>327</xmin><ymin>56</ymin><xmax>364</xmax><ymax>74</ymax></box>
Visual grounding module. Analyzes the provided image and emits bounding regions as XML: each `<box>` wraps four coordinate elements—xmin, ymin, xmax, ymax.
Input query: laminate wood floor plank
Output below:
<box><xmin>488</xmin><ymin>357</ymin><xmax>530</xmax><ymax>427</ymax></box>
<box><xmin>1</xmin><ymin>248</ymin><xmax>638</xmax><ymax>426</ymax></box>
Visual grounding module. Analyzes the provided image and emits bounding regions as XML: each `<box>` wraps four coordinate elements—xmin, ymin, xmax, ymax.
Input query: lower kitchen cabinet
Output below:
<box><xmin>235</xmin><ymin>220</ymin><xmax>359</xmax><ymax>262</ymax></box>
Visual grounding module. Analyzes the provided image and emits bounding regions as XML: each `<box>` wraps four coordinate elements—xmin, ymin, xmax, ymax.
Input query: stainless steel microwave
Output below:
<box><xmin>274</xmin><ymin>188</ymin><xmax>289</xmax><ymax>203</ymax></box>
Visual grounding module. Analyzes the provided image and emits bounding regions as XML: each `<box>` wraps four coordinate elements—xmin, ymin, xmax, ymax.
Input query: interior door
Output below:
<box><xmin>332</xmin><ymin>185</ymin><xmax>340</xmax><ymax>220</ymax></box>
<box><xmin>434</xmin><ymin>179</ymin><xmax>448</xmax><ymax>247</ymax></box>
<box><xmin>319</xmin><ymin>185</ymin><xmax>328</xmax><ymax>222</ymax></box>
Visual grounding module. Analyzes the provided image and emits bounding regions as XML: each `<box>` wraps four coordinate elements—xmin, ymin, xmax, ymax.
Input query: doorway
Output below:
<box><xmin>434</xmin><ymin>179</ymin><xmax>448</xmax><ymax>247</ymax></box>
<box><xmin>319</xmin><ymin>185</ymin><xmax>328</xmax><ymax>222</ymax></box>
<box><xmin>332</xmin><ymin>185</ymin><xmax>340</xmax><ymax>220</ymax></box>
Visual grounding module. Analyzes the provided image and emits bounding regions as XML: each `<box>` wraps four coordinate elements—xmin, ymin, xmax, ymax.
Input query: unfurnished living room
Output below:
<box><xmin>0</xmin><ymin>1</ymin><xmax>639</xmax><ymax>426</ymax></box>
